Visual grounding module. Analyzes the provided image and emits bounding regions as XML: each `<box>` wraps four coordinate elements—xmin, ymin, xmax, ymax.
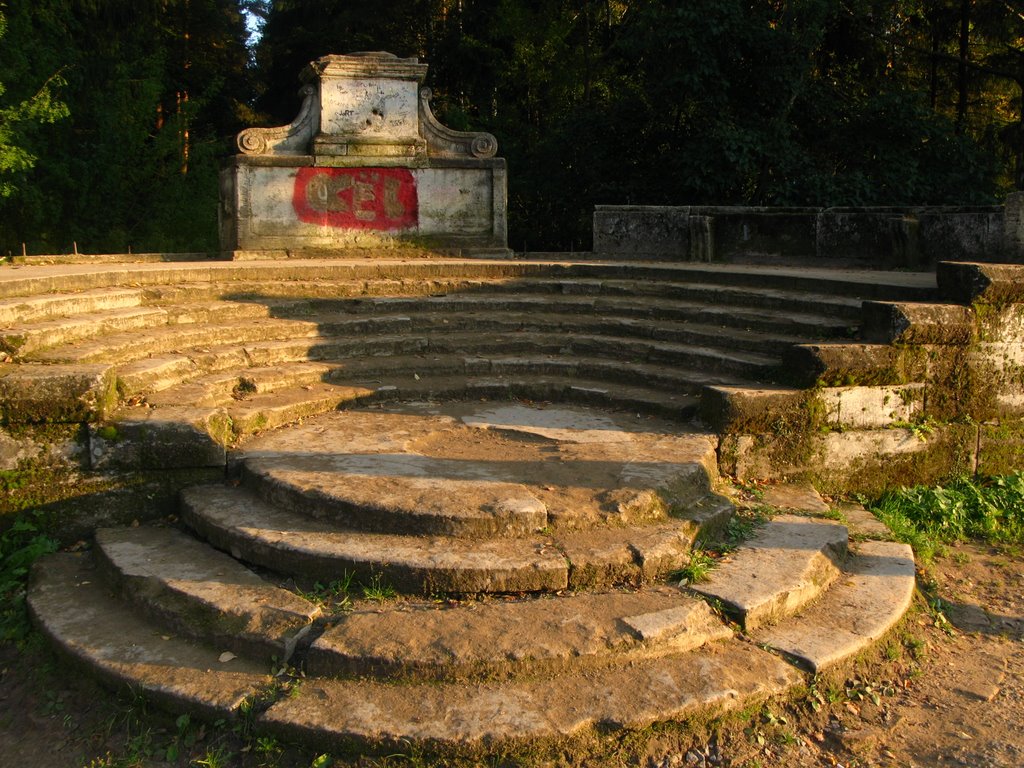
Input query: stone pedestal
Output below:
<box><xmin>221</xmin><ymin>53</ymin><xmax>508</xmax><ymax>258</ymax></box>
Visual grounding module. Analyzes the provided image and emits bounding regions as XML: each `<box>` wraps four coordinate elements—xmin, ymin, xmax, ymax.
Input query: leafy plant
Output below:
<box><xmin>866</xmin><ymin>472</ymin><xmax>1024</xmax><ymax>561</ymax></box>
<box><xmin>673</xmin><ymin>548</ymin><xmax>717</xmax><ymax>586</ymax></box>
<box><xmin>0</xmin><ymin>512</ymin><xmax>57</xmax><ymax>641</ymax></box>
<box><xmin>297</xmin><ymin>572</ymin><xmax>355</xmax><ymax>611</ymax></box>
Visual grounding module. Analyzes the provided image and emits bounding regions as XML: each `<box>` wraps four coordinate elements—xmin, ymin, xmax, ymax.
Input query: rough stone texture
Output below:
<box><xmin>593</xmin><ymin>204</ymin><xmax>1006</xmax><ymax>266</ymax></box>
<box><xmin>0</xmin><ymin>363</ymin><xmax>117</xmax><ymax>423</ymax></box>
<box><xmin>782</xmin><ymin>343</ymin><xmax>927</xmax><ymax>388</ymax></box>
<box><xmin>237</xmin><ymin>405</ymin><xmax>722</xmax><ymax>536</ymax></box>
<box><xmin>89</xmin><ymin>406</ymin><xmax>230</xmax><ymax>470</ymax></box>
<box><xmin>938</xmin><ymin>261</ymin><xmax>1024</xmax><ymax>306</ymax></box>
<box><xmin>861</xmin><ymin>301</ymin><xmax>975</xmax><ymax>345</ymax></box>
<box><xmin>260</xmin><ymin>643</ymin><xmax>799</xmax><ymax>748</ymax></box>
<box><xmin>224</xmin><ymin>53</ymin><xmax>508</xmax><ymax>256</ymax></box>
<box><xmin>976</xmin><ymin>420</ymin><xmax>1024</xmax><ymax>477</ymax></box>
<box><xmin>307</xmin><ymin>588</ymin><xmax>731</xmax><ymax>680</ymax></box>
<box><xmin>181</xmin><ymin>484</ymin><xmax>570</xmax><ymax>594</ymax></box>
<box><xmin>690</xmin><ymin>515</ymin><xmax>847</xmax><ymax>630</ymax></box>
<box><xmin>592</xmin><ymin>206</ymin><xmax>690</xmax><ymax>258</ymax></box>
<box><xmin>29</xmin><ymin>553</ymin><xmax>271</xmax><ymax>719</ymax></box>
<box><xmin>1005</xmin><ymin>191</ymin><xmax>1024</xmax><ymax>260</ymax></box>
<box><xmin>759</xmin><ymin>483</ymin><xmax>830</xmax><ymax>514</ymax></box>
<box><xmin>94</xmin><ymin>526</ymin><xmax>321</xmax><ymax>662</ymax></box>
<box><xmin>753</xmin><ymin>541</ymin><xmax>915</xmax><ymax>672</ymax></box>
<box><xmin>835</xmin><ymin>501</ymin><xmax>894</xmax><ymax>540</ymax></box>
<box><xmin>819</xmin><ymin>384</ymin><xmax>923</xmax><ymax>429</ymax></box>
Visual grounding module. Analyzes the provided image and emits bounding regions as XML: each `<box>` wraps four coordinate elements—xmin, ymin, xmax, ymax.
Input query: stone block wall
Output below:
<box><xmin>594</xmin><ymin>204</ymin><xmax>1017</xmax><ymax>267</ymax></box>
<box><xmin>703</xmin><ymin>262</ymin><xmax>1024</xmax><ymax>494</ymax></box>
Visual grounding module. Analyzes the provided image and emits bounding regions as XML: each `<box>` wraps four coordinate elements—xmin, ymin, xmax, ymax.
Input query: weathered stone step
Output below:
<box><xmin>28</xmin><ymin>553</ymin><xmax>271</xmax><ymax>719</ymax></box>
<box><xmin>138</xmin><ymin>351</ymin><xmax>753</xmax><ymax>411</ymax></box>
<box><xmin>307</xmin><ymin>588</ymin><xmax>731</xmax><ymax>681</ymax></box>
<box><xmin>292</xmin><ymin>292</ymin><xmax>855</xmax><ymax>338</ymax></box>
<box><xmin>0</xmin><ymin>258</ymin><xmax>934</xmax><ymax>303</ymax></box>
<box><xmin>93</xmin><ymin>526</ymin><xmax>321</xmax><ymax>663</ymax></box>
<box><xmin>0</xmin><ymin>286</ymin><xmax>146</xmax><ymax>325</ymax></box>
<box><xmin>259</xmin><ymin>642</ymin><xmax>800</xmax><ymax>749</ymax></box>
<box><xmin>2</xmin><ymin>302</ymin><xmax>275</xmax><ymax>357</ymax></box>
<box><xmin>236</xmin><ymin>374</ymin><xmax>704</xmax><ymax>435</ymax></box>
<box><xmin>30</xmin><ymin>316</ymin><xmax>321</xmax><ymax>364</ymax></box>
<box><xmin>689</xmin><ymin>515</ymin><xmax>848</xmax><ymax>630</ymax></box>
<box><xmin>179</xmin><ymin>484</ymin><xmax>570</xmax><ymax>593</ymax></box>
<box><xmin>751</xmin><ymin>540</ymin><xmax>915</xmax><ymax>672</ymax></box>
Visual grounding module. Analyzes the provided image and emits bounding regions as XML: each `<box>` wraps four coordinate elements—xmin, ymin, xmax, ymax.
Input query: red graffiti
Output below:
<box><xmin>293</xmin><ymin>167</ymin><xmax>418</xmax><ymax>230</ymax></box>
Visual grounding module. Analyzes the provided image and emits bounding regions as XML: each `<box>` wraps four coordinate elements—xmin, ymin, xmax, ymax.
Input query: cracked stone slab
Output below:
<box><xmin>690</xmin><ymin>515</ymin><xmax>848</xmax><ymax>630</ymax></box>
<box><xmin>308</xmin><ymin>587</ymin><xmax>730</xmax><ymax>680</ymax></box>
<box><xmin>752</xmin><ymin>540</ymin><xmax>915</xmax><ymax>672</ymax></box>
<box><xmin>261</xmin><ymin>642</ymin><xmax>799</xmax><ymax>749</ymax></box>
<box><xmin>29</xmin><ymin>553</ymin><xmax>270</xmax><ymax>719</ymax></box>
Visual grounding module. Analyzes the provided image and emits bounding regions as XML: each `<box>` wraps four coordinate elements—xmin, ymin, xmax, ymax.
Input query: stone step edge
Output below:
<box><xmin>180</xmin><ymin>483</ymin><xmax>732</xmax><ymax>593</ymax></box>
<box><xmin>751</xmin><ymin>540</ymin><xmax>916</xmax><ymax>672</ymax></box>
<box><xmin>91</xmin><ymin>375</ymin><xmax>705</xmax><ymax>469</ymax></box>
<box><xmin>141</xmin><ymin>352</ymin><xmax>756</xmax><ymax>410</ymax></box>
<box><xmin>27</xmin><ymin>552</ymin><xmax>272</xmax><ymax>720</ymax></box>
<box><xmin>305</xmin><ymin>591</ymin><xmax>734</xmax><ymax>683</ymax></box>
<box><xmin>688</xmin><ymin>515</ymin><xmax>849</xmax><ymax>631</ymax></box>
<box><xmin>256</xmin><ymin>641</ymin><xmax>802</xmax><ymax>751</ymax></box>
<box><xmin>93</xmin><ymin>526</ymin><xmax>322</xmax><ymax>664</ymax></box>
<box><xmin>0</xmin><ymin>258</ymin><xmax>937</xmax><ymax>301</ymax></box>
<box><xmin>700</xmin><ymin>381</ymin><xmax>926</xmax><ymax>433</ymax></box>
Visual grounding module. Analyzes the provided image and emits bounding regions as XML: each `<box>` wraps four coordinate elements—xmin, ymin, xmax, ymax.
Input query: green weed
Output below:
<box><xmin>362</xmin><ymin>574</ymin><xmax>397</xmax><ymax>602</ymax></box>
<box><xmin>297</xmin><ymin>572</ymin><xmax>355</xmax><ymax>611</ymax></box>
<box><xmin>673</xmin><ymin>548</ymin><xmax>717</xmax><ymax>586</ymax></box>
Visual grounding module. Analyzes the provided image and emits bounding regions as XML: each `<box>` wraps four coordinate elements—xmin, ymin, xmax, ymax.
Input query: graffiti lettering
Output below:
<box><xmin>293</xmin><ymin>168</ymin><xmax>418</xmax><ymax>230</ymax></box>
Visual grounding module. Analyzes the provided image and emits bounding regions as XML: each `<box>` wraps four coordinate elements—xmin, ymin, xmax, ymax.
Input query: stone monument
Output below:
<box><xmin>220</xmin><ymin>52</ymin><xmax>508</xmax><ymax>258</ymax></box>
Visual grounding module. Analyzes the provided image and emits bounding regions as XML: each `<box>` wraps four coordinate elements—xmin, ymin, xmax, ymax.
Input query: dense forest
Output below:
<box><xmin>0</xmin><ymin>0</ymin><xmax>1021</xmax><ymax>253</ymax></box>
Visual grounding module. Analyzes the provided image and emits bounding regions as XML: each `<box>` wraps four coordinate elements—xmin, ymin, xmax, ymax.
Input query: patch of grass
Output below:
<box><xmin>865</xmin><ymin>472</ymin><xmax>1024</xmax><ymax>562</ymax></box>
<box><xmin>362</xmin><ymin>574</ymin><xmax>397</xmax><ymax>603</ymax></box>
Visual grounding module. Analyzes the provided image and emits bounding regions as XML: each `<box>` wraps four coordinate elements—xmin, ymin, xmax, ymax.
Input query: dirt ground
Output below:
<box><xmin>1</xmin><ymin>539</ymin><xmax>1021</xmax><ymax>768</ymax></box>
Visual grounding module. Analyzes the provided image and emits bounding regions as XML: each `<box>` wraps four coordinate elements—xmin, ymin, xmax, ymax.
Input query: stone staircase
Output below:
<box><xmin>0</xmin><ymin>259</ymin><xmax>935</xmax><ymax>466</ymax></box>
<box><xmin>7</xmin><ymin>256</ymin><xmax>929</xmax><ymax>756</ymax></box>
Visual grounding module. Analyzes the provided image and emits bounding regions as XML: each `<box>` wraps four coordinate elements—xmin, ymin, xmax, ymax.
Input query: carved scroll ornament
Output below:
<box><xmin>237</xmin><ymin>85</ymin><xmax>318</xmax><ymax>156</ymax></box>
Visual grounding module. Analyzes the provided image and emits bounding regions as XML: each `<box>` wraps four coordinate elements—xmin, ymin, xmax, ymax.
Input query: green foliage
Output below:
<box><xmin>867</xmin><ymin>472</ymin><xmax>1024</xmax><ymax>561</ymax></box>
<box><xmin>0</xmin><ymin>512</ymin><xmax>57</xmax><ymax>642</ymax></box>
<box><xmin>0</xmin><ymin>10</ymin><xmax>68</xmax><ymax>198</ymax></box>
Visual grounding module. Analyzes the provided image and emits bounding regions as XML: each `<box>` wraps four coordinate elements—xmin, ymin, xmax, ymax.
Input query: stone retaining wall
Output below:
<box><xmin>594</xmin><ymin>202</ymin><xmax>1020</xmax><ymax>267</ymax></box>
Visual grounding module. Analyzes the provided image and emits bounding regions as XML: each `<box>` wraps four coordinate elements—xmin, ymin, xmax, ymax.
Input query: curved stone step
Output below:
<box><xmin>28</xmin><ymin>553</ymin><xmax>271</xmax><ymax>719</ymax></box>
<box><xmin>224</xmin><ymin>375</ymin><xmax>703</xmax><ymax>439</ymax></box>
<box><xmin>689</xmin><ymin>515</ymin><xmax>848</xmax><ymax>630</ymax></box>
<box><xmin>93</xmin><ymin>526</ymin><xmax>321</xmax><ymax>663</ymax></box>
<box><xmin>0</xmin><ymin>286</ymin><xmax>146</xmax><ymax>325</ymax></box>
<box><xmin>138</xmin><ymin>352</ymin><xmax>751</xmax><ymax>413</ymax></box>
<box><xmin>306</xmin><ymin>588</ymin><xmax>732</xmax><ymax>682</ymax></box>
<box><xmin>260</xmin><ymin>642</ymin><xmax>800</xmax><ymax>750</ymax></box>
<box><xmin>751</xmin><ymin>540</ymin><xmax>916</xmax><ymax>671</ymax></box>
<box><xmin>180</xmin><ymin>484</ymin><xmax>570</xmax><ymax>593</ymax></box>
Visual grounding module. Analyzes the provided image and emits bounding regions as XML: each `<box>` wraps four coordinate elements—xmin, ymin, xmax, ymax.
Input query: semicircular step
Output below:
<box><xmin>28</xmin><ymin>553</ymin><xmax>271</xmax><ymax>719</ymax></box>
<box><xmin>306</xmin><ymin>587</ymin><xmax>732</xmax><ymax>682</ymax></box>
<box><xmin>93</xmin><ymin>526</ymin><xmax>321</xmax><ymax>663</ymax></box>
<box><xmin>688</xmin><ymin>514</ymin><xmax>848</xmax><ymax>630</ymax></box>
